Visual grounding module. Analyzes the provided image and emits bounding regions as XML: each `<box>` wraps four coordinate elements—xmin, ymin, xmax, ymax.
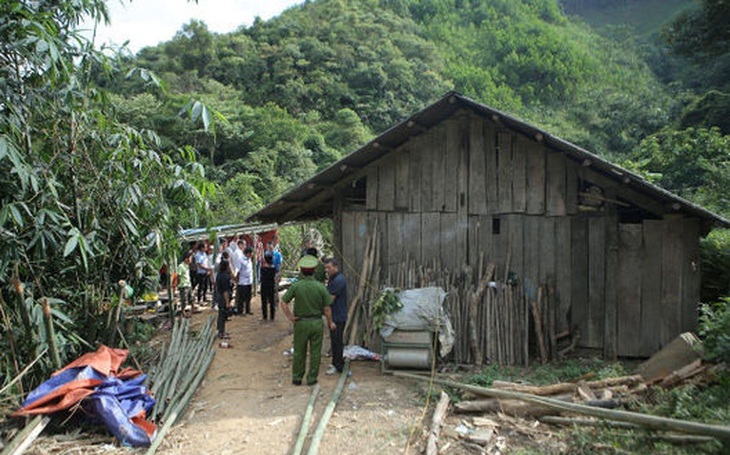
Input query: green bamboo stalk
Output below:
<box><xmin>162</xmin><ymin>322</ymin><xmax>215</xmax><ymax>423</ymax></box>
<box><xmin>306</xmin><ymin>361</ymin><xmax>351</xmax><ymax>455</ymax></box>
<box><xmin>145</xmin><ymin>345</ymin><xmax>216</xmax><ymax>455</ymax></box>
<box><xmin>0</xmin><ymin>348</ymin><xmax>48</xmax><ymax>397</ymax></box>
<box><xmin>0</xmin><ymin>415</ymin><xmax>50</xmax><ymax>455</ymax></box>
<box><xmin>41</xmin><ymin>298</ymin><xmax>61</xmax><ymax>370</ymax></box>
<box><xmin>291</xmin><ymin>384</ymin><xmax>320</xmax><ymax>455</ymax></box>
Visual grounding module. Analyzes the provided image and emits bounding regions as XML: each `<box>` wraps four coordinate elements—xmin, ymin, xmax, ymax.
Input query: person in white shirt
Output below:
<box><xmin>235</xmin><ymin>246</ymin><xmax>254</xmax><ymax>315</ymax></box>
<box><xmin>194</xmin><ymin>242</ymin><xmax>211</xmax><ymax>307</ymax></box>
<box><xmin>232</xmin><ymin>239</ymin><xmax>245</xmax><ymax>278</ymax></box>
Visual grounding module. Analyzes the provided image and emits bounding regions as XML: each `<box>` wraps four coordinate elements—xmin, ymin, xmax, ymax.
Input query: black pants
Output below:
<box><xmin>217</xmin><ymin>293</ymin><xmax>230</xmax><ymax>336</ymax></box>
<box><xmin>330</xmin><ymin>322</ymin><xmax>346</xmax><ymax>372</ymax></box>
<box><xmin>236</xmin><ymin>284</ymin><xmax>252</xmax><ymax>314</ymax></box>
<box><xmin>195</xmin><ymin>273</ymin><xmax>208</xmax><ymax>303</ymax></box>
<box><xmin>261</xmin><ymin>286</ymin><xmax>276</xmax><ymax>320</ymax></box>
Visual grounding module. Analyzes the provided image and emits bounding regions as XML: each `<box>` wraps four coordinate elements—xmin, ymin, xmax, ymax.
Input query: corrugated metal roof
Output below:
<box><xmin>179</xmin><ymin>222</ymin><xmax>279</xmax><ymax>242</ymax></box>
<box><xmin>249</xmin><ymin>92</ymin><xmax>730</xmax><ymax>228</ymax></box>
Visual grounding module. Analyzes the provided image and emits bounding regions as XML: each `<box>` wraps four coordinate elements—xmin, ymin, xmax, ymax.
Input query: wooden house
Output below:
<box><xmin>251</xmin><ymin>92</ymin><xmax>729</xmax><ymax>361</ymax></box>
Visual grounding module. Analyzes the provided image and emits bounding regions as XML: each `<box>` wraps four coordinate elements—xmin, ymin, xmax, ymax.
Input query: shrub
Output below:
<box><xmin>698</xmin><ymin>297</ymin><xmax>730</xmax><ymax>364</ymax></box>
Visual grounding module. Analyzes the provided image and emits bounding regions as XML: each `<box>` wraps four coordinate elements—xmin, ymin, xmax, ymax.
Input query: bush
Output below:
<box><xmin>701</xmin><ymin>229</ymin><xmax>730</xmax><ymax>303</ymax></box>
<box><xmin>698</xmin><ymin>297</ymin><xmax>730</xmax><ymax>364</ymax></box>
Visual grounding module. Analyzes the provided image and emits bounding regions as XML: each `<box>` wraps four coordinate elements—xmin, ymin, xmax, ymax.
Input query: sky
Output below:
<box><xmin>82</xmin><ymin>0</ymin><xmax>304</xmax><ymax>53</ymax></box>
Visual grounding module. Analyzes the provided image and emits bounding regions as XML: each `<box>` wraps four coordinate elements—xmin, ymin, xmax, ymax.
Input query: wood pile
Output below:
<box><xmin>396</xmin><ymin>343</ymin><xmax>729</xmax><ymax>454</ymax></box>
<box><xmin>343</xmin><ymin>224</ymin><xmax>566</xmax><ymax>366</ymax></box>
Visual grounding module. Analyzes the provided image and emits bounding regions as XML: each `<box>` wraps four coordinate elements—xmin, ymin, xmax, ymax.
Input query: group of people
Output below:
<box><xmin>173</xmin><ymin>236</ymin><xmax>348</xmax><ymax>386</ymax></box>
<box><xmin>175</xmin><ymin>237</ymin><xmax>282</xmax><ymax>338</ymax></box>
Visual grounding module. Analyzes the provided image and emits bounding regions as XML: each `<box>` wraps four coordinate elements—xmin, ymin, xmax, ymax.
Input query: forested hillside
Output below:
<box><xmin>106</xmin><ymin>0</ymin><xmax>724</xmax><ymax>226</ymax></box>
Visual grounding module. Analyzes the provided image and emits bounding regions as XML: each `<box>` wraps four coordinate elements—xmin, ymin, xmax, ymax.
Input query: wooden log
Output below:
<box><xmin>426</xmin><ymin>391</ymin><xmax>451</xmax><ymax>455</ymax></box>
<box><xmin>659</xmin><ymin>360</ymin><xmax>705</xmax><ymax>388</ymax></box>
<box><xmin>396</xmin><ymin>372</ymin><xmax>730</xmax><ymax>441</ymax></box>
<box><xmin>490</xmin><ymin>375</ymin><xmax>643</xmax><ymax>396</ymax></box>
<box><xmin>455</xmin><ymin>393</ymin><xmax>573</xmax><ymax>417</ymax></box>
<box><xmin>291</xmin><ymin>384</ymin><xmax>320</xmax><ymax>455</ymax></box>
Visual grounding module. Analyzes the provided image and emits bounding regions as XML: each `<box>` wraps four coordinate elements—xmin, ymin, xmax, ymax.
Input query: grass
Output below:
<box><xmin>466</xmin><ymin>357</ymin><xmax>628</xmax><ymax>388</ymax></box>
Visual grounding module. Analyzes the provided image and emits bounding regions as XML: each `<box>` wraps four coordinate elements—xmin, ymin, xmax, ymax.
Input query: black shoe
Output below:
<box><xmin>292</xmin><ymin>380</ymin><xmax>302</xmax><ymax>386</ymax></box>
<box><xmin>307</xmin><ymin>380</ymin><xmax>318</xmax><ymax>386</ymax></box>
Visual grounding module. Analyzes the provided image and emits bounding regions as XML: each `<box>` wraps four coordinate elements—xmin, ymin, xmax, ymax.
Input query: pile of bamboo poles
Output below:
<box><xmin>144</xmin><ymin>316</ymin><xmax>216</xmax><ymax>454</ymax></box>
<box><xmin>344</xmin><ymin>221</ymin><xmax>381</xmax><ymax>346</ymax></box>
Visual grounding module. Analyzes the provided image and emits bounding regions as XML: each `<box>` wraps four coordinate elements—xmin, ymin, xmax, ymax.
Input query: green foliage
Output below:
<box><xmin>698</xmin><ymin>298</ymin><xmax>730</xmax><ymax>364</ymax></box>
<box><xmin>372</xmin><ymin>289</ymin><xmax>403</xmax><ymax>331</ymax></box>
<box><xmin>629</xmin><ymin>127</ymin><xmax>730</xmax><ymax>215</ymax></box>
<box><xmin>0</xmin><ymin>0</ymin><xmax>206</xmax><ymax>398</ymax></box>
<box><xmin>700</xmin><ymin>230</ymin><xmax>730</xmax><ymax>303</ymax></box>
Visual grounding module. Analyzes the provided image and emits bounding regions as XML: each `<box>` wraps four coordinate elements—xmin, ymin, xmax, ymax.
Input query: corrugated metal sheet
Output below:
<box><xmin>248</xmin><ymin>92</ymin><xmax>730</xmax><ymax>228</ymax></box>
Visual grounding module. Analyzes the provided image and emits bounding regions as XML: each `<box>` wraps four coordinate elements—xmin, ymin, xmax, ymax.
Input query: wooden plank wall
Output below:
<box><xmin>336</xmin><ymin>110</ymin><xmax>702</xmax><ymax>359</ymax></box>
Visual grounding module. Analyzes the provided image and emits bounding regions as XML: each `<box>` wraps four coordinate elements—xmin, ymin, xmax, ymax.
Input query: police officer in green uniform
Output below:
<box><xmin>281</xmin><ymin>255</ymin><xmax>336</xmax><ymax>386</ymax></box>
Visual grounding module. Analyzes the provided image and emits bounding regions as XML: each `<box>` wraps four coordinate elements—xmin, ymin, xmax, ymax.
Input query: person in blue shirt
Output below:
<box><xmin>267</xmin><ymin>241</ymin><xmax>283</xmax><ymax>273</ymax></box>
<box><xmin>324</xmin><ymin>258</ymin><xmax>348</xmax><ymax>375</ymax></box>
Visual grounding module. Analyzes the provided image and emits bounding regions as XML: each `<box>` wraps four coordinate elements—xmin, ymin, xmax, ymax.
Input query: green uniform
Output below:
<box><xmin>297</xmin><ymin>262</ymin><xmax>326</xmax><ymax>283</ymax></box>
<box><xmin>282</xmin><ymin>276</ymin><xmax>332</xmax><ymax>384</ymax></box>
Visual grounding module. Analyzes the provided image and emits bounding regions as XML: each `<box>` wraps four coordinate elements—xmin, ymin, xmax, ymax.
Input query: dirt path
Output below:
<box><xmin>157</xmin><ymin>295</ymin><xmax>425</xmax><ymax>455</ymax></box>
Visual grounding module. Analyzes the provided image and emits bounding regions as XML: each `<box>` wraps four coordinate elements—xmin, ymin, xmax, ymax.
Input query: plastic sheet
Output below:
<box><xmin>379</xmin><ymin>287</ymin><xmax>455</xmax><ymax>357</ymax></box>
<box><xmin>13</xmin><ymin>345</ymin><xmax>157</xmax><ymax>447</ymax></box>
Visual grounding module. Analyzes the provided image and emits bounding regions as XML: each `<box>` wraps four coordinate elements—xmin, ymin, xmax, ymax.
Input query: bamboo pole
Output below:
<box><xmin>145</xmin><ymin>344</ymin><xmax>216</xmax><ymax>455</ymax></box>
<box><xmin>539</xmin><ymin>416</ymin><xmax>718</xmax><ymax>444</ymax></box>
<box><xmin>41</xmin><ymin>298</ymin><xmax>61</xmax><ymax>370</ymax></box>
<box><xmin>395</xmin><ymin>372</ymin><xmax>730</xmax><ymax>441</ymax></box>
<box><xmin>0</xmin><ymin>348</ymin><xmax>47</xmax><ymax>397</ymax></box>
<box><xmin>425</xmin><ymin>391</ymin><xmax>451</xmax><ymax>455</ymax></box>
<box><xmin>305</xmin><ymin>361</ymin><xmax>350</xmax><ymax>455</ymax></box>
<box><xmin>291</xmin><ymin>384</ymin><xmax>320</xmax><ymax>455</ymax></box>
<box><xmin>0</xmin><ymin>415</ymin><xmax>50</xmax><ymax>455</ymax></box>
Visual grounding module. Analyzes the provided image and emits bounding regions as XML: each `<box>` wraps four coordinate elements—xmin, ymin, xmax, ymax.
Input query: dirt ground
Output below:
<box><xmin>155</xmin><ymin>294</ymin><xmax>427</xmax><ymax>455</ymax></box>
<box><xmin>17</xmin><ymin>294</ymin><xmax>568</xmax><ymax>455</ymax></box>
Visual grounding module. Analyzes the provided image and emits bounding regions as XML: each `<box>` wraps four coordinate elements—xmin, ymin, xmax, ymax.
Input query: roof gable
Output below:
<box><xmin>249</xmin><ymin>92</ymin><xmax>729</xmax><ymax>229</ymax></box>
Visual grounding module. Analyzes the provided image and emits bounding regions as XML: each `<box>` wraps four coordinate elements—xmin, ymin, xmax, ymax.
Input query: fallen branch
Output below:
<box><xmin>291</xmin><ymin>384</ymin><xmax>320</xmax><ymax>455</ymax></box>
<box><xmin>306</xmin><ymin>360</ymin><xmax>350</xmax><ymax>455</ymax></box>
<box><xmin>394</xmin><ymin>372</ymin><xmax>730</xmax><ymax>441</ymax></box>
<box><xmin>426</xmin><ymin>391</ymin><xmax>450</xmax><ymax>455</ymax></box>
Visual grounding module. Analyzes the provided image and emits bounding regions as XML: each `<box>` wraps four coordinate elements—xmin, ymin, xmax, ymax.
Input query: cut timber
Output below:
<box><xmin>426</xmin><ymin>391</ymin><xmax>451</xmax><ymax>455</ymax></box>
<box><xmin>636</xmin><ymin>332</ymin><xmax>702</xmax><ymax>383</ymax></box>
<box><xmin>396</xmin><ymin>372</ymin><xmax>730</xmax><ymax>441</ymax></box>
<box><xmin>490</xmin><ymin>375</ymin><xmax>643</xmax><ymax>396</ymax></box>
<box><xmin>660</xmin><ymin>359</ymin><xmax>705</xmax><ymax>388</ymax></box>
<box><xmin>455</xmin><ymin>393</ymin><xmax>573</xmax><ymax>417</ymax></box>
